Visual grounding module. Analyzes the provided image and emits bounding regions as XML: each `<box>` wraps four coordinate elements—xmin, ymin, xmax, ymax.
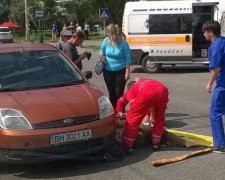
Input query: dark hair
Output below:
<box><xmin>73</xmin><ymin>31</ymin><xmax>86</xmax><ymax>39</ymax></box>
<box><xmin>202</xmin><ymin>20</ymin><xmax>221</xmax><ymax>36</ymax></box>
<box><xmin>127</xmin><ymin>81</ymin><xmax>136</xmax><ymax>90</ymax></box>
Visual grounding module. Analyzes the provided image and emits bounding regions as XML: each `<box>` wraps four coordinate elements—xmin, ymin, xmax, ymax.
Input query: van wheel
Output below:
<box><xmin>141</xmin><ymin>55</ymin><xmax>162</xmax><ymax>73</ymax></box>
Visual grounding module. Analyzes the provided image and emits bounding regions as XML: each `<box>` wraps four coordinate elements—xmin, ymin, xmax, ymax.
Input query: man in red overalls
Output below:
<box><xmin>116</xmin><ymin>78</ymin><xmax>169</xmax><ymax>151</ymax></box>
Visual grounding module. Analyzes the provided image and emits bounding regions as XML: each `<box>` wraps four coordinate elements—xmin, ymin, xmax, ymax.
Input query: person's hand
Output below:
<box><xmin>80</xmin><ymin>54</ymin><xmax>87</xmax><ymax>60</ymax></box>
<box><xmin>116</xmin><ymin>112</ymin><xmax>124</xmax><ymax>120</ymax></box>
<box><xmin>83</xmin><ymin>51</ymin><xmax>92</xmax><ymax>60</ymax></box>
<box><xmin>101</xmin><ymin>59</ymin><xmax>106</xmax><ymax>64</ymax></box>
<box><xmin>125</xmin><ymin>72</ymin><xmax>130</xmax><ymax>80</ymax></box>
<box><xmin>100</xmin><ymin>58</ymin><xmax>106</xmax><ymax>64</ymax></box>
<box><xmin>99</xmin><ymin>55</ymin><xmax>106</xmax><ymax>64</ymax></box>
<box><xmin>206</xmin><ymin>83</ymin><xmax>212</xmax><ymax>93</ymax></box>
<box><xmin>82</xmin><ymin>51</ymin><xmax>88</xmax><ymax>56</ymax></box>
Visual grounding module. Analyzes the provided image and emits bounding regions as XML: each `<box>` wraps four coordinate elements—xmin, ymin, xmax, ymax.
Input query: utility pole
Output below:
<box><xmin>25</xmin><ymin>0</ymin><xmax>29</xmax><ymax>41</ymax></box>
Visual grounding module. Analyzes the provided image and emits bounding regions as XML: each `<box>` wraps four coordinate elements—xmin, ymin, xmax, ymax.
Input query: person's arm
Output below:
<box><xmin>115</xmin><ymin>92</ymin><xmax>129</xmax><ymax>117</ymax></box>
<box><xmin>73</xmin><ymin>53</ymin><xmax>87</xmax><ymax>65</ymax></box>
<box><xmin>62</xmin><ymin>45</ymin><xmax>72</xmax><ymax>60</ymax></box>
<box><xmin>206</xmin><ymin>43</ymin><xmax>223</xmax><ymax>93</ymax></box>
<box><xmin>124</xmin><ymin>40</ymin><xmax>131</xmax><ymax>80</ymax></box>
<box><xmin>99</xmin><ymin>38</ymin><xmax>107</xmax><ymax>64</ymax></box>
<box><xmin>206</xmin><ymin>67</ymin><xmax>221</xmax><ymax>93</ymax></box>
<box><xmin>125</xmin><ymin>65</ymin><xmax>130</xmax><ymax>80</ymax></box>
<box><xmin>99</xmin><ymin>55</ymin><xmax>106</xmax><ymax>64</ymax></box>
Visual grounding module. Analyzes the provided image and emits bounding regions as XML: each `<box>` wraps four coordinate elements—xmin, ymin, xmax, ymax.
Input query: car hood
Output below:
<box><xmin>0</xmin><ymin>84</ymin><xmax>102</xmax><ymax>124</ymax></box>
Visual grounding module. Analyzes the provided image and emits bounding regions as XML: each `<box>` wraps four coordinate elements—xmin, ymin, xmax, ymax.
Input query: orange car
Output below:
<box><xmin>0</xmin><ymin>43</ymin><xmax>116</xmax><ymax>163</ymax></box>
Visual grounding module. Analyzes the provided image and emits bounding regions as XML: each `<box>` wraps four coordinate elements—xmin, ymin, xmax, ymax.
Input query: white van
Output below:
<box><xmin>122</xmin><ymin>0</ymin><xmax>225</xmax><ymax>73</ymax></box>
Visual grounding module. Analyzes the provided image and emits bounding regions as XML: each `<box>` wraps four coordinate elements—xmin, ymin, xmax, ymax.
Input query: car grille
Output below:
<box><xmin>32</xmin><ymin>115</ymin><xmax>99</xmax><ymax>129</ymax></box>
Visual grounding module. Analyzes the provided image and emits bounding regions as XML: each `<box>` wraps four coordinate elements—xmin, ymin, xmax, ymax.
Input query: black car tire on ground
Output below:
<box><xmin>141</xmin><ymin>55</ymin><xmax>163</xmax><ymax>73</ymax></box>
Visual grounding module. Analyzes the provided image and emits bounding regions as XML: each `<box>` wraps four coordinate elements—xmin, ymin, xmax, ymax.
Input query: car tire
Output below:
<box><xmin>141</xmin><ymin>55</ymin><xmax>163</xmax><ymax>73</ymax></box>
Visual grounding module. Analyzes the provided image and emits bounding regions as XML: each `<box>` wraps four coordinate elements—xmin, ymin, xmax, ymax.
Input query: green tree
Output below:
<box><xmin>91</xmin><ymin>0</ymin><xmax>127</xmax><ymax>26</ymax></box>
<box><xmin>0</xmin><ymin>0</ymin><xmax>11</xmax><ymax>23</ymax></box>
<box><xmin>9</xmin><ymin>0</ymin><xmax>40</xmax><ymax>29</ymax></box>
<box><xmin>8</xmin><ymin>0</ymin><xmax>24</xmax><ymax>24</ymax></box>
<box><xmin>42</xmin><ymin>0</ymin><xmax>58</xmax><ymax>29</ymax></box>
<box><xmin>59</xmin><ymin>0</ymin><xmax>126</xmax><ymax>29</ymax></box>
<box><xmin>7</xmin><ymin>0</ymin><xmax>128</xmax><ymax>33</ymax></box>
<box><xmin>61</xmin><ymin>0</ymin><xmax>92</xmax><ymax>26</ymax></box>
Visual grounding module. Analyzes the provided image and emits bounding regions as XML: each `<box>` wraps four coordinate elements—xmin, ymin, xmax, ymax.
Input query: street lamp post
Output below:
<box><xmin>25</xmin><ymin>0</ymin><xmax>29</xmax><ymax>41</ymax></box>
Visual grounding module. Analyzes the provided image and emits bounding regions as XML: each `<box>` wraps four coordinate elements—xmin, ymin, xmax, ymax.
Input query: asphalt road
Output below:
<box><xmin>1</xmin><ymin>48</ymin><xmax>225</xmax><ymax>180</ymax></box>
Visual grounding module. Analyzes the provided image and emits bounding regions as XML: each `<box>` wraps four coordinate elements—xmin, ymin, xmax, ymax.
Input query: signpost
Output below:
<box><xmin>35</xmin><ymin>10</ymin><xmax>44</xmax><ymax>43</ymax></box>
<box><xmin>99</xmin><ymin>8</ymin><xmax>109</xmax><ymax>36</ymax></box>
<box><xmin>35</xmin><ymin>10</ymin><xmax>43</xmax><ymax>29</ymax></box>
<box><xmin>25</xmin><ymin>0</ymin><xmax>29</xmax><ymax>41</ymax></box>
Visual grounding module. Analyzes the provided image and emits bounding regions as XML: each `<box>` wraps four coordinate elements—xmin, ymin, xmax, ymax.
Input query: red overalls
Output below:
<box><xmin>116</xmin><ymin>79</ymin><xmax>169</xmax><ymax>148</ymax></box>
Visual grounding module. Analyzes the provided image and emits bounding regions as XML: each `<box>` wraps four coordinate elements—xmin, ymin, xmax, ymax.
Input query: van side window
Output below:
<box><xmin>149</xmin><ymin>14</ymin><xmax>192</xmax><ymax>34</ymax></box>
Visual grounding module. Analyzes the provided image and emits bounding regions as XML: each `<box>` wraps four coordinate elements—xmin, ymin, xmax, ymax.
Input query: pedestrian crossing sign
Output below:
<box><xmin>99</xmin><ymin>8</ymin><xmax>109</xmax><ymax>19</ymax></box>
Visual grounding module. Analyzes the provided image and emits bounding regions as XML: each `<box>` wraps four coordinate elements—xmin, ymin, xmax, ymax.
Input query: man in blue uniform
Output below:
<box><xmin>202</xmin><ymin>20</ymin><xmax>225</xmax><ymax>153</ymax></box>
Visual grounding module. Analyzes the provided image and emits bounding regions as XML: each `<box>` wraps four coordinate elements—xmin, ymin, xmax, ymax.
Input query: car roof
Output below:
<box><xmin>0</xmin><ymin>43</ymin><xmax>57</xmax><ymax>53</ymax></box>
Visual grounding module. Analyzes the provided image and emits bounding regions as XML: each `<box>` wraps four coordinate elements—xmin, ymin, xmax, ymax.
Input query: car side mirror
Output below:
<box><xmin>83</xmin><ymin>71</ymin><xmax>92</xmax><ymax>79</ymax></box>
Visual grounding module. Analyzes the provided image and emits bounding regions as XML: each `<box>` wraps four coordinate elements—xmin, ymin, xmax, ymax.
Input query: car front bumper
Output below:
<box><xmin>0</xmin><ymin>115</ymin><xmax>117</xmax><ymax>164</ymax></box>
<box><xmin>0</xmin><ymin>133</ymin><xmax>116</xmax><ymax>164</ymax></box>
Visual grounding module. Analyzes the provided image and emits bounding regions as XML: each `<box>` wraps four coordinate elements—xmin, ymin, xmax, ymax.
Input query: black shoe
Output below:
<box><xmin>103</xmin><ymin>153</ymin><xmax>115</xmax><ymax>162</ymax></box>
<box><xmin>103</xmin><ymin>152</ymin><xmax>123</xmax><ymax>162</ymax></box>
<box><xmin>125</xmin><ymin>147</ymin><xmax>135</xmax><ymax>155</ymax></box>
<box><xmin>212</xmin><ymin>146</ymin><xmax>225</xmax><ymax>153</ymax></box>
<box><xmin>152</xmin><ymin>144</ymin><xmax>161</xmax><ymax>152</ymax></box>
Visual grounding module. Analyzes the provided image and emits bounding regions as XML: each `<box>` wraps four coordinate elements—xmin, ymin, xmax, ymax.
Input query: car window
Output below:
<box><xmin>0</xmin><ymin>28</ymin><xmax>11</xmax><ymax>32</ymax></box>
<box><xmin>0</xmin><ymin>50</ymin><xmax>84</xmax><ymax>91</ymax></box>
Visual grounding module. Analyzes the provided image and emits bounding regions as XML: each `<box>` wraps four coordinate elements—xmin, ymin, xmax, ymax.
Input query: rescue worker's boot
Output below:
<box><xmin>125</xmin><ymin>146</ymin><xmax>135</xmax><ymax>155</ymax></box>
<box><xmin>152</xmin><ymin>144</ymin><xmax>161</xmax><ymax>152</ymax></box>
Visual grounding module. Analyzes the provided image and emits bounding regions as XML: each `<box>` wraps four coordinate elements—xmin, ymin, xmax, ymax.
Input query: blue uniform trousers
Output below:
<box><xmin>210</xmin><ymin>87</ymin><xmax>225</xmax><ymax>147</ymax></box>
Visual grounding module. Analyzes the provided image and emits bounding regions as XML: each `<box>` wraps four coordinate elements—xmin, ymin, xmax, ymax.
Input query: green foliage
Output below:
<box><xmin>9</xmin><ymin>0</ymin><xmax>40</xmax><ymax>29</ymax></box>
<box><xmin>6</xmin><ymin>0</ymin><xmax>127</xmax><ymax>40</ymax></box>
<box><xmin>42</xmin><ymin>0</ymin><xmax>58</xmax><ymax>29</ymax></box>
<box><xmin>9</xmin><ymin>0</ymin><xmax>25</xmax><ymax>25</ymax></box>
<box><xmin>59</xmin><ymin>0</ymin><xmax>127</xmax><ymax>27</ymax></box>
<box><xmin>91</xmin><ymin>0</ymin><xmax>127</xmax><ymax>26</ymax></box>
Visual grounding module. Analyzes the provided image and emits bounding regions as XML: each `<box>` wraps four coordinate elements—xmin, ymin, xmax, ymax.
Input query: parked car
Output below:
<box><xmin>92</xmin><ymin>24</ymin><xmax>102</xmax><ymax>32</ymax></box>
<box><xmin>0</xmin><ymin>27</ymin><xmax>13</xmax><ymax>43</ymax></box>
<box><xmin>0</xmin><ymin>43</ymin><xmax>116</xmax><ymax>164</ymax></box>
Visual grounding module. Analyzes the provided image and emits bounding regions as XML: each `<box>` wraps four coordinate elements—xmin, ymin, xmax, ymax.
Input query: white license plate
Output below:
<box><xmin>50</xmin><ymin>129</ymin><xmax>92</xmax><ymax>145</ymax></box>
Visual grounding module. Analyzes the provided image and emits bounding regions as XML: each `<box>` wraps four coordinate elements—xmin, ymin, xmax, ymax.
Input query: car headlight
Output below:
<box><xmin>98</xmin><ymin>96</ymin><xmax>114</xmax><ymax>119</ymax></box>
<box><xmin>0</xmin><ymin>109</ymin><xmax>33</xmax><ymax>130</ymax></box>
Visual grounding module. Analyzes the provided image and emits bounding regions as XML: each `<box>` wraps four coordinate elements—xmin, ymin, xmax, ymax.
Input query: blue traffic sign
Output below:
<box><xmin>35</xmin><ymin>10</ymin><xmax>43</xmax><ymax>20</ymax></box>
<box><xmin>99</xmin><ymin>8</ymin><xmax>109</xmax><ymax>19</ymax></box>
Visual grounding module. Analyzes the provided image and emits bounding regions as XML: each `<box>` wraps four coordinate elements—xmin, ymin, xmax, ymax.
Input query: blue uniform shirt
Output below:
<box><xmin>99</xmin><ymin>37</ymin><xmax>131</xmax><ymax>71</ymax></box>
<box><xmin>208</xmin><ymin>36</ymin><xmax>225</xmax><ymax>88</ymax></box>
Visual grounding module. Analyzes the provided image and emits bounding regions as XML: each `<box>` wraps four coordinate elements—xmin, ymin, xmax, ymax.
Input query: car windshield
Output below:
<box><xmin>0</xmin><ymin>50</ymin><xmax>84</xmax><ymax>91</ymax></box>
<box><xmin>0</xmin><ymin>28</ymin><xmax>11</xmax><ymax>32</ymax></box>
